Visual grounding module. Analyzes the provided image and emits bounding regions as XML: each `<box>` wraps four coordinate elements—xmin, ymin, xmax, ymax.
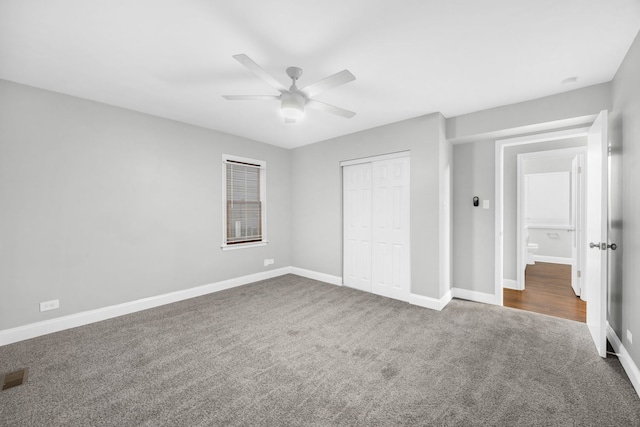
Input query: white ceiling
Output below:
<box><xmin>1</xmin><ymin>1</ymin><xmax>639</xmax><ymax>149</ymax></box>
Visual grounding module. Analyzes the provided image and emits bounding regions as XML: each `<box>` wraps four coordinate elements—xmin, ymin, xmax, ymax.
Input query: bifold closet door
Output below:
<box><xmin>343</xmin><ymin>163</ymin><xmax>372</xmax><ymax>292</ymax></box>
<box><xmin>371</xmin><ymin>157</ymin><xmax>410</xmax><ymax>301</ymax></box>
<box><xmin>343</xmin><ymin>156</ymin><xmax>410</xmax><ymax>301</ymax></box>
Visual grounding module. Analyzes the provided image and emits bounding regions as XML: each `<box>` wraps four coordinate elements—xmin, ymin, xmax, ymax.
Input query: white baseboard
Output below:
<box><xmin>532</xmin><ymin>255</ymin><xmax>572</xmax><ymax>265</ymax></box>
<box><xmin>0</xmin><ymin>267</ymin><xmax>291</xmax><ymax>347</ymax></box>
<box><xmin>291</xmin><ymin>267</ymin><xmax>453</xmax><ymax>311</ymax></box>
<box><xmin>409</xmin><ymin>290</ymin><xmax>452</xmax><ymax>311</ymax></box>
<box><xmin>606</xmin><ymin>323</ymin><xmax>640</xmax><ymax>399</ymax></box>
<box><xmin>503</xmin><ymin>279</ymin><xmax>520</xmax><ymax>290</ymax></box>
<box><xmin>451</xmin><ymin>287</ymin><xmax>498</xmax><ymax>305</ymax></box>
<box><xmin>289</xmin><ymin>267</ymin><xmax>342</xmax><ymax>286</ymax></box>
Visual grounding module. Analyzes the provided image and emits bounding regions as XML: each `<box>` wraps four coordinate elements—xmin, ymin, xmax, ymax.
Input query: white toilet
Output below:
<box><xmin>525</xmin><ymin>229</ymin><xmax>538</xmax><ymax>265</ymax></box>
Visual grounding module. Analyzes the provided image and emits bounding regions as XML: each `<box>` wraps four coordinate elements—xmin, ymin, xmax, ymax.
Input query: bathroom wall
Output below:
<box><xmin>527</xmin><ymin>229</ymin><xmax>572</xmax><ymax>260</ymax></box>
<box><xmin>523</xmin><ymin>157</ymin><xmax>575</xmax><ymax>263</ymax></box>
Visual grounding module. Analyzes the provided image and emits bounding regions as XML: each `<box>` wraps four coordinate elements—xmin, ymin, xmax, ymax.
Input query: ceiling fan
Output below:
<box><xmin>223</xmin><ymin>54</ymin><xmax>356</xmax><ymax>124</ymax></box>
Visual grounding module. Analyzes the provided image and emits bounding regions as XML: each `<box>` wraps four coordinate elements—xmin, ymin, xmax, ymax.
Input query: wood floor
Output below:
<box><xmin>503</xmin><ymin>262</ymin><xmax>586</xmax><ymax>323</ymax></box>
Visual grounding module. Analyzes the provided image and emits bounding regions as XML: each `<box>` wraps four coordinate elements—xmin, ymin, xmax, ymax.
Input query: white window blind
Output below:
<box><xmin>225</xmin><ymin>160</ymin><xmax>263</xmax><ymax>245</ymax></box>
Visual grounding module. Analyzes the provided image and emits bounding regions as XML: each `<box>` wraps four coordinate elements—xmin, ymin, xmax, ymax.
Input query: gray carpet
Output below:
<box><xmin>1</xmin><ymin>274</ymin><xmax>639</xmax><ymax>426</ymax></box>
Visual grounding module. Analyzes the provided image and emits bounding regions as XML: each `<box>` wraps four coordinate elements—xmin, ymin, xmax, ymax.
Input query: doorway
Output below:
<box><xmin>495</xmin><ymin>110</ymin><xmax>610</xmax><ymax>357</ymax></box>
<box><xmin>505</xmin><ymin>146</ymin><xmax>588</xmax><ymax>322</ymax></box>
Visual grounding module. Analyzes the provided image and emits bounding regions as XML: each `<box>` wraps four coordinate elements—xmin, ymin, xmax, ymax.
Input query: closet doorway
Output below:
<box><xmin>342</xmin><ymin>152</ymin><xmax>410</xmax><ymax>302</ymax></box>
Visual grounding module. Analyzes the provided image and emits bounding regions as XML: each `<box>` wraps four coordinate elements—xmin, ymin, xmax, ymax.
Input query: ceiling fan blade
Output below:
<box><xmin>222</xmin><ymin>95</ymin><xmax>280</xmax><ymax>101</ymax></box>
<box><xmin>233</xmin><ymin>54</ymin><xmax>288</xmax><ymax>92</ymax></box>
<box><xmin>300</xmin><ymin>70</ymin><xmax>355</xmax><ymax>97</ymax></box>
<box><xmin>284</xmin><ymin>117</ymin><xmax>296</xmax><ymax>124</ymax></box>
<box><xmin>307</xmin><ymin>99</ymin><xmax>356</xmax><ymax>119</ymax></box>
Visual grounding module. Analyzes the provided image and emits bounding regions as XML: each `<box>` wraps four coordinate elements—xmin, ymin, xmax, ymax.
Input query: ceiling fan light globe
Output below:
<box><xmin>282</xmin><ymin>106</ymin><xmax>304</xmax><ymax>119</ymax></box>
<box><xmin>281</xmin><ymin>92</ymin><xmax>305</xmax><ymax>119</ymax></box>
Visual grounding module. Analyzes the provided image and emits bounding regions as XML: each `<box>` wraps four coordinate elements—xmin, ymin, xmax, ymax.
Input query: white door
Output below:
<box><xmin>371</xmin><ymin>157</ymin><xmax>411</xmax><ymax>301</ymax></box>
<box><xmin>343</xmin><ymin>163</ymin><xmax>372</xmax><ymax>292</ymax></box>
<box><xmin>585</xmin><ymin>110</ymin><xmax>608</xmax><ymax>358</ymax></box>
<box><xmin>570</xmin><ymin>154</ymin><xmax>584</xmax><ymax>297</ymax></box>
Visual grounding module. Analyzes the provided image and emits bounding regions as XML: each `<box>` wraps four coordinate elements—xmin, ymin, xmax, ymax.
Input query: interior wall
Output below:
<box><xmin>0</xmin><ymin>80</ymin><xmax>291</xmax><ymax>330</ymax></box>
<box><xmin>451</xmin><ymin>141</ymin><xmax>495</xmax><ymax>294</ymax></box>
<box><xmin>290</xmin><ymin>114</ymin><xmax>450</xmax><ymax>299</ymax></box>
<box><xmin>611</xmin><ymin>30</ymin><xmax>640</xmax><ymax>367</ymax></box>
<box><xmin>522</xmin><ymin>155</ymin><xmax>579</xmax><ymax>261</ymax></box>
<box><xmin>527</xmin><ymin>229</ymin><xmax>571</xmax><ymax>259</ymax></box>
<box><xmin>447</xmin><ymin>83</ymin><xmax>611</xmax><ymax>142</ymax></box>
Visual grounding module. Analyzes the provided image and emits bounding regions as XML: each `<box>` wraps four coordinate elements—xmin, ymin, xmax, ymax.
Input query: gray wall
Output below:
<box><xmin>447</xmin><ymin>83</ymin><xmax>611</xmax><ymax>142</ymax></box>
<box><xmin>0</xmin><ymin>80</ymin><xmax>291</xmax><ymax>330</ymax></box>
<box><xmin>451</xmin><ymin>140</ymin><xmax>495</xmax><ymax>293</ymax></box>
<box><xmin>290</xmin><ymin>114</ymin><xmax>451</xmax><ymax>299</ymax></box>
<box><xmin>450</xmin><ymin>88</ymin><xmax>611</xmax><ymax>295</ymax></box>
<box><xmin>611</xmin><ymin>31</ymin><xmax>640</xmax><ymax>368</ymax></box>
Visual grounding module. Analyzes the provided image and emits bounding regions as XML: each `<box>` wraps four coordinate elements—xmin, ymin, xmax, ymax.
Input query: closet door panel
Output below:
<box><xmin>372</xmin><ymin>157</ymin><xmax>410</xmax><ymax>301</ymax></box>
<box><xmin>343</xmin><ymin>163</ymin><xmax>372</xmax><ymax>292</ymax></box>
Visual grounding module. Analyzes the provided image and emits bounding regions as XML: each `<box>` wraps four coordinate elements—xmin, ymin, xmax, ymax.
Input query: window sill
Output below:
<box><xmin>221</xmin><ymin>241</ymin><xmax>268</xmax><ymax>251</ymax></box>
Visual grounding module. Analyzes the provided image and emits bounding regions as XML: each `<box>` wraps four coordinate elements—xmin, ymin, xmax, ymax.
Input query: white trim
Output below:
<box><xmin>221</xmin><ymin>153</ymin><xmax>267</xmax><ymax>249</ymax></box>
<box><xmin>409</xmin><ymin>291</ymin><xmax>452</xmax><ymax>311</ymax></box>
<box><xmin>0</xmin><ymin>267</ymin><xmax>290</xmax><ymax>347</ymax></box>
<box><xmin>495</xmin><ymin>137</ymin><xmax>504</xmax><ymax>305</ymax></box>
<box><xmin>516</xmin><ymin>146</ymin><xmax>588</xmax><ymax>160</ymax></box>
<box><xmin>452</xmin><ymin>287</ymin><xmax>498</xmax><ymax>305</ymax></box>
<box><xmin>503</xmin><ymin>279</ymin><xmax>520</xmax><ymax>290</ymax></box>
<box><xmin>526</xmin><ymin>224</ymin><xmax>574</xmax><ymax>230</ymax></box>
<box><xmin>339</xmin><ymin>150</ymin><xmax>410</xmax><ymax>167</ymax></box>
<box><xmin>495</xmin><ymin>126</ymin><xmax>591</xmax><ymax>307</ymax></box>
<box><xmin>532</xmin><ymin>255</ymin><xmax>572</xmax><ymax>265</ymax></box>
<box><xmin>449</xmin><ymin>115</ymin><xmax>597</xmax><ymax>145</ymax></box>
<box><xmin>496</xmin><ymin>127</ymin><xmax>590</xmax><ymax>146</ymax></box>
<box><xmin>221</xmin><ymin>241</ymin><xmax>268</xmax><ymax>251</ymax></box>
<box><xmin>289</xmin><ymin>267</ymin><xmax>343</xmax><ymax>286</ymax></box>
<box><xmin>607</xmin><ymin>323</ymin><xmax>640</xmax><ymax>399</ymax></box>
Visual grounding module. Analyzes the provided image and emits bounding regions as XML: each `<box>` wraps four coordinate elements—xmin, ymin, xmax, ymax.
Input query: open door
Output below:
<box><xmin>570</xmin><ymin>154</ymin><xmax>585</xmax><ymax>297</ymax></box>
<box><xmin>585</xmin><ymin>110</ymin><xmax>608</xmax><ymax>358</ymax></box>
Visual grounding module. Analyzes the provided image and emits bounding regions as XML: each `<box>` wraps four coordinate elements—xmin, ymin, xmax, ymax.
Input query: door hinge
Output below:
<box><xmin>578</xmin><ymin>166</ymin><xmax>582</xmax><ymax>173</ymax></box>
<box><xmin>577</xmin><ymin>270</ymin><xmax>582</xmax><ymax>278</ymax></box>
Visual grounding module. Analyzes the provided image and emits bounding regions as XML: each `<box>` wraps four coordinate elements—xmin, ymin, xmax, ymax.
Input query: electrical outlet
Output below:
<box><xmin>40</xmin><ymin>299</ymin><xmax>59</xmax><ymax>312</ymax></box>
<box><xmin>627</xmin><ymin>329</ymin><xmax>633</xmax><ymax>344</ymax></box>
<box><xmin>264</xmin><ymin>258</ymin><xmax>275</xmax><ymax>266</ymax></box>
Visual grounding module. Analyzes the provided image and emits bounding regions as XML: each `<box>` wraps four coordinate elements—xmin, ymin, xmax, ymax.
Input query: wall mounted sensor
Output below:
<box><xmin>473</xmin><ymin>196</ymin><xmax>479</xmax><ymax>207</ymax></box>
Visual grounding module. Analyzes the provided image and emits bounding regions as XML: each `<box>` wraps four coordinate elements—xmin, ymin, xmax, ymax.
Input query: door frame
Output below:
<box><xmin>494</xmin><ymin>127</ymin><xmax>590</xmax><ymax>305</ymax></box>
<box><xmin>515</xmin><ymin>147</ymin><xmax>587</xmax><ymax>292</ymax></box>
<box><xmin>340</xmin><ymin>150</ymin><xmax>411</xmax><ymax>167</ymax></box>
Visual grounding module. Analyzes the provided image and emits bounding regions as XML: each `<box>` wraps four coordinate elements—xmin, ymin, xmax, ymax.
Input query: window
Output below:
<box><xmin>222</xmin><ymin>154</ymin><xmax>266</xmax><ymax>249</ymax></box>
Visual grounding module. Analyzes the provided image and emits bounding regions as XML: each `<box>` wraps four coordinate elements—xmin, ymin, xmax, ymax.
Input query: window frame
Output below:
<box><xmin>221</xmin><ymin>154</ymin><xmax>267</xmax><ymax>250</ymax></box>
